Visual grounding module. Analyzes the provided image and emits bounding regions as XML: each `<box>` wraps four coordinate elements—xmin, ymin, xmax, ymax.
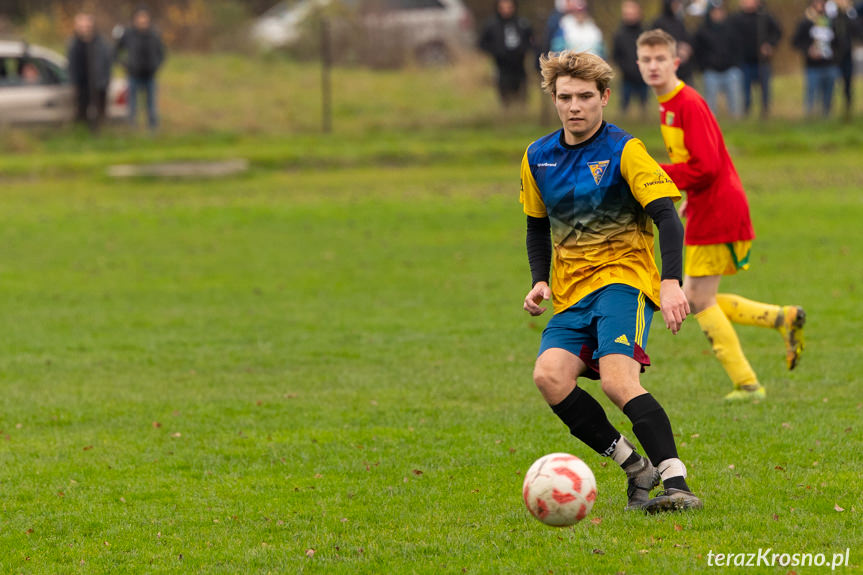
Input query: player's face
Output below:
<box><xmin>553</xmin><ymin>76</ymin><xmax>609</xmax><ymax>146</ymax></box>
<box><xmin>637</xmin><ymin>44</ymin><xmax>680</xmax><ymax>94</ymax></box>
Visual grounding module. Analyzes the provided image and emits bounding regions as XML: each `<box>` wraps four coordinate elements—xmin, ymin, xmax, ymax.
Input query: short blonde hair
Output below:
<box><xmin>539</xmin><ymin>51</ymin><xmax>614</xmax><ymax>96</ymax></box>
<box><xmin>636</xmin><ymin>29</ymin><xmax>678</xmax><ymax>55</ymax></box>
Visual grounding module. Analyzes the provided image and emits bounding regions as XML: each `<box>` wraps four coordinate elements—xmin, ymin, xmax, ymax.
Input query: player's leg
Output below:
<box><xmin>598</xmin><ymin>355</ymin><xmax>701</xmax><ymax>512</ymax></box>
<box><xmin>590</xmin><ymin>286</ymin><xmax>698</xmax><ymax>511</ymax></box>
<box><xmin>685</xmin><ymin>245</ymin><xmax>764</xmax><ymax>400</ymax></box>
<box><xmin>590</xmin><ymin>288</ymin><xmax>700</xmax><ymax>512</ymax></box>
<box><xmin>534</xmin><ymin>299</ymin><xmax>657</xmax><ymax>510</ymax></box>
<box><xmin>687</xmin><ymin>275</ymin><xmax>763</xmax><ymax>400</ymax></box>
<box><xmin>706</xmin><ymin>240</ymin><xmax>805</xmax><ymax>370</ymax></box>
<box><xmin>716</xmin><ymin>294</ymin><xmax>806</xmax><ymax>370</ymax></box>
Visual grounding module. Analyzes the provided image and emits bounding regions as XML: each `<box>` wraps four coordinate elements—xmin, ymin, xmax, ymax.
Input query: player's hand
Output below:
<box><xmin>659</xmin><ymin>279</ymin><xmax>690</xmax><ymax>335</ymax></box>
<box><xmin>677</xmin><ymin>198</ymin><xmax>688</xmax><ymax>219</ymax></box>
<box><xmin>524</xmin><ymin>282</ymin><xmax>552</xmax><ymax>316</ymax></box>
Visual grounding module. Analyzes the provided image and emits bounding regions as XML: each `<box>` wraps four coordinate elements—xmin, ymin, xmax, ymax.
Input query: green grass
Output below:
<box><xmin>0</xmin><ymin>55</ymin><xmax>862</xmax><ymax>573</ymax></box>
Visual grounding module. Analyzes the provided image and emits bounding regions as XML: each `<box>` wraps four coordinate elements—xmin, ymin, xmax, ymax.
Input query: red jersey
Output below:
<box><xmin>657</xmin><ymin>82</ymin><xmax>755</xmax><ymax>246</ymax></box>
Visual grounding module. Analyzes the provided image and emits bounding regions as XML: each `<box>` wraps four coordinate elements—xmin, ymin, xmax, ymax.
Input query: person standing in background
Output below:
<box><xmin>829</xmin><ymin>0</ymin><xmax>862</xmax><ymax>118</ymax></box>
<box><xmin>551</xmin><ymin>0</ymin><xmax>605</xmax><ymax>57</ymax></box>
<box><xmin>612</xmin><ymin>0</ymin><xmax>649</xmax><ymax>117</ymax></box>
<box><xmin>115</xmin><ymin>6</ymin><xmax>165</xmax><ymax>130</ymax></box>
<box><xmin>652</xmin><ymin>0</ymin><xmax>695</xmax><ymax>84</ymax></box>
<box><xmin>479</xmin><ymin>0</ymin><xmax>535</xmax><ymax>108</ymax></box>
<box><xmin>67</xmin><ymin>13</ymin><xmax>112</xmax><ymax>131</ymax></box>
<box><xmin>730</xmin><ymin>0</ymin><xmax>782</xmax><ymax>119</ymax></box>
<box><xmin>793</xmin><ymin>0</ymin><xmax>840</xmax><ymax>117</ymax></box>
<box><xmin>694</xmin><ymin>1</ymin><xmax>744</xmax><ymax>118</ymax></box>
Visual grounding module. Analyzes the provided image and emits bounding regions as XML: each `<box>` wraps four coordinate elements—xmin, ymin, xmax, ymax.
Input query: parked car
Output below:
<box><xmin>0</xmin><ymin>40</ymin><xmax>128</xmax><ymax>126</ymax></box>
<box><xmin>250</xmin><ymin>0</ymin><xmax>475</xmax><ymax>67</ymax></box>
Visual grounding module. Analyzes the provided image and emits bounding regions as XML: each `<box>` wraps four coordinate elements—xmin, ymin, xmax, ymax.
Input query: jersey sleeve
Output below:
<box><xmin>659</xmin><ymin>97</ymin><xmax>722</xmax><ymax>192</ymax></box>
<box><xmin>620</xmin><ymin>139</ymin><xmax>682</xmax><ymax>207</ymax></box>
<box><xmin>520</xmin><ymin>149</ymin><xmax>547</xmax><ymax>217</ymax></box>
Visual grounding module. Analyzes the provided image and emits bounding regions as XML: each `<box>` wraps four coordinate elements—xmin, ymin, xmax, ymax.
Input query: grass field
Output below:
<box><xmin>0</xmin><ymin>55</ymin><xmax>862</xmax><ymax>573</ymax></box>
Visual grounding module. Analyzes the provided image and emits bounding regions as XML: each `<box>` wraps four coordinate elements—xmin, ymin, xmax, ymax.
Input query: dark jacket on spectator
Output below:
<box><xmin>729</xmin><ymin>7</ymin><xmax>782</xmax><ymax>64</ymax></box>
<box><xmin>479</xmin><ymin>9</ymin><xmax>534</xmax><ymax>76</ymax></box>
<box><xmin>612</xmin><ymin>20</ymin><xmax>644</xmax><ymax>83</ymax></box>
<box><xmin>651</xmin><ymin>0</ymin><xmax>694</xmax><ymax>81</ymax></box>
<box><xmin>832</xmin><ymin>6</ymin><xmax>862</xmax><ymax>64</ymax></box>
<box><xmin>115</xmin><ymin>26</ymin><xmax>165</xmax><ymax>78</ymax></box>
<box><xmin>792</xmin><ymin>7</ymin><xmax>839</xmax><ymax>68</ymax></box>
<box><xmin>694</xmin><ymin>13</ymin><xmax>744</xmax><ymax>72</ymax></box>
<box><xmin>67</xmin><ymin>32</ymin><xmax>112</xmax><ymax>90</ymax></box>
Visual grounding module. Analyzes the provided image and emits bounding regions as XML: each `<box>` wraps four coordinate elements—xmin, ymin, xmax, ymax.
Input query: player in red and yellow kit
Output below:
<box><xmin>636</xmin><ymin>29</ymin><xmax>806</xmax><ymax>401</ymax></box>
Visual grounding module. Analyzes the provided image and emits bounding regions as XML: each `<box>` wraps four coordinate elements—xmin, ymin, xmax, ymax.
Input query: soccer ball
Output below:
<box><xmin>522</xmin><ymin>452</ymin><xmax>597</xmax><ymax>527</ymax></box>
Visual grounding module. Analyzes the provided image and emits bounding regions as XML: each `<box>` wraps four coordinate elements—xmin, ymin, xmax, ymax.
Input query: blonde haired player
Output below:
<box><xmin>636</xmin><ymin>29</ymin><xmax>805</xmax><ymax>401</ymax></box>
<box><xmin>521</xmin><ymin>50</ymin><xmax>701</xmax><ymax>512</ymax></box>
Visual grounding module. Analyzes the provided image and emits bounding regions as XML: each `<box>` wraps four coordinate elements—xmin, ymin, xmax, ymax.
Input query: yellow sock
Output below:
<box><xmin>695</xmin><ymin>304</ymin><xmax>759</xmax><ymax>388</ymax></box>
<box><xmin>716</xmin><ymin>293</ymin><xmax>782</xmax><ymax>328</ymax></box>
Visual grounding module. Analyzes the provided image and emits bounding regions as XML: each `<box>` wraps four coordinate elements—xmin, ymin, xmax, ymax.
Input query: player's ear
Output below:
<box><xmin>601</xmin><ymin>88</ymin><xmax>611</xmax><ymax>106</ymax></box>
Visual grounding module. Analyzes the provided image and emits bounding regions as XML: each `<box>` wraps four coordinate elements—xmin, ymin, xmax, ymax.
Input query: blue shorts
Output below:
<box><xmin>538</xmin><ymin>284</ymin><xmax>654</xmax><ymax>380</ymax></box>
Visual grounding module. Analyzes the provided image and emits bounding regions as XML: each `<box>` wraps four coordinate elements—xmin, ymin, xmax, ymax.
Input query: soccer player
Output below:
<box><xmin>520</xmin><ymin>50</ymin><xmax>701</xmax><ymax>513</ymax></box>
<box><xmin>636</xmin><ymin>29</ymin><xmax>806</xmax><ymax>401</ymax></box>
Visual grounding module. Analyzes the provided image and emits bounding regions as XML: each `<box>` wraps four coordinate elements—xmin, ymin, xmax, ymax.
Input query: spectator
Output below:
<box><xmin>115</xmin><ymin>6</ymin><xmax>165</xmax><ymax>130</ymax></box>
<box><xmin>830</xmin><ymin>0</ymin><xmax>862</xmax><ymax>117</ymax></box>
<box><xmin>729</xmin><ymin>0</ymin><xmax>782</xmax><ymax>118</ymax></box>
<box><xmin>651</xmin><ymin>0</ymin><xmax>695</xmax><ymax>83</ymax></box>
<box><xmin>694</xmin><ymin>1</ymin><xmax>744</xmax><ymax>118</ymax></box>
<box><xmin>540</xmin><ymin>0</ymin><xmax>567</xmax><ymax>59</ymax></box>
<box><xmin>612</xmin><ymin>0</ymin><xmax>648</xmax><ymax>116</ymax></box>
<box><xmin>479</xmin><ymin>0</ymin><xmax>535</xmax><ymax>108</ymax></box>
<box><xmin>793</xmin><ymin>0</ymin><xmax>840</xmax><ymax>117</ymax></box>
<box><xmin>19</xmin><ymin>60</ymin><xmax>42</xmax><ymax>84</ymax></box>
<box><xmin>551</xmin><ymin>0</ymin><xmax>604</xmax><ymax>57</ymax></box>
<box><xmin>67</xmin><ymin>13</ymin><xmax>112</xmax><ymax>130</ymax></box>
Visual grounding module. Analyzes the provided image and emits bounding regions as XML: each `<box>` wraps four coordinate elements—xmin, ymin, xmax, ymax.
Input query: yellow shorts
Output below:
<box><xmin>685</xmin><ymin>241</ymin><xmax>752</xmax><ymax>277</ymax></box>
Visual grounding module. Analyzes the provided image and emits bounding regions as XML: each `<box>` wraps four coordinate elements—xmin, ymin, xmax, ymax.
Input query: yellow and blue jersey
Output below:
<box><xmin>520</xmin><ymin>122</ymin><xmax>681</xmax><ymax>314</ymax></box>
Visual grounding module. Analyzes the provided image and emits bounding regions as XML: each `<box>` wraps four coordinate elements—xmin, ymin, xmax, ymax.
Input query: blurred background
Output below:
<box><xmin>0</xmin><ymin>0</ymin><xmax>860</xmax><ymax>136</ymax></box>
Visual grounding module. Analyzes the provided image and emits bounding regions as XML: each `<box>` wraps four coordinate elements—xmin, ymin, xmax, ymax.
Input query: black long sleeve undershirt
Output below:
<box><xmin>644</xmin><ymin>197</ymin><xmax>684</xmax><ymax>284</ymax></box>
<box><xmin>526</xmin><ymin>215</ymin><xmax>552</xmax><ymax>286</ymax></box>
<box><xmin>525</xmin><ymin>197</ymin><xmax>683</xmax><ymax>287</ymax></box>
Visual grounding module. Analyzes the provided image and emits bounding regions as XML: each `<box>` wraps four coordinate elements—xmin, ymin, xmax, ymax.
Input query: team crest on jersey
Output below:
<box><xmin>665</xmin><ymin>112</ymin><xmax>675</xmax><ymax>126</ymax></box>
<box><xmin>587</xmin><ymin>160</ymin><xmax>610</xmax><ymax>185</ymax></box>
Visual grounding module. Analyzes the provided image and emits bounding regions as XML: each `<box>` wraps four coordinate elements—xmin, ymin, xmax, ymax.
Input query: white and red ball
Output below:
<box><xmin>522</xmin><ymin>452</ymin><xmax>597</xmax><ymax>527</ymax></box>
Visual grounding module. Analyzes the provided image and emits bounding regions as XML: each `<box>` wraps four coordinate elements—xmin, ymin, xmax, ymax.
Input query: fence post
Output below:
<box><xmin>321</xmin><ymin>18</ymin><xmax>332</xmax><ymax>134</ymax></box>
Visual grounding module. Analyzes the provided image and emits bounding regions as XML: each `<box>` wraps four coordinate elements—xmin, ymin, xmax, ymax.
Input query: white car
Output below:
<box><xmin>0</xmin><ymin>40</ymin><xmax>128</xmax><ymax>126</ymax></box>
<box><xmin>251</xmin><ymin>0</ymin><xmax>475</xmax><ymax>66</ymax></box>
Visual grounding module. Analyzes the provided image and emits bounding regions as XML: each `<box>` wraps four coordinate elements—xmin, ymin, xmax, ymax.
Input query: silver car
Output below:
<box><xmin>0</xmin><ymin>40</ymin><xmax>128</xmax><ymax>126</ymax></box>
<box><xmin>251</xmin><ymin>0</ymin><xmax>475</xmax><ymax>66</ymax></box>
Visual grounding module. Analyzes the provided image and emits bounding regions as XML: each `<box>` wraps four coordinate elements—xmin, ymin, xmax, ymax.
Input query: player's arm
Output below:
<box><xmin>659</xmin><ymin>99</ymin><xmax>722</xmax><ymax>192</ymax></box>
<box><xmin>644</xmin><ymin>198</ymin><xmax>690</xmax><ymax>334</ymax></box>
<box><xmin>524</xmin><ymin>215</ymin><xmax>552</xmax><ymax>316</ymax></box>
<box><xmin>520</xmin><ymin>150</ymin><xmax>552</xmax><ymax>316</ymax></box>
<box><xmin>644</xmin><ymin>198</ymin><xmax>683</xmax><ymax>285</ymax></box>
<box><xmin>620</xmin><ymin>139</ymin><xmax>689</xmax><ymax>333</ymax></box>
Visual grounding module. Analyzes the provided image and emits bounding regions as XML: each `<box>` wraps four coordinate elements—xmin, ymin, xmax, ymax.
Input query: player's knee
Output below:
<box><xmin>684</xmin><ymin>289</ymin><xmax>708</xmax><ymax>314</ymax></box>
<box><xmin>533</xmin><ymin>363</ymin><xmax>567</xmax><ymax>395</ymax></box>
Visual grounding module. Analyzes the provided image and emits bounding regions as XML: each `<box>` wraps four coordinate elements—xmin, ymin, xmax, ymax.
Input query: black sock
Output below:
<box><xmin>621</xmin><ymin>451</ymin><xmax>642</xmax><ymax>470</ymax></box>
<box><xmin>550</xmin><ymin>386</ymin><xmax>621</xmax><ymax>456</ymax></box>
<box><xmin>622</xmin><ymin>393</ymin><xmax>679</xmax><ymax>467</ymax></box>
<box><xmin>663</xmin><ymin>476</ymin><xmax>689</xmax><ymax>491</ymax></box>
